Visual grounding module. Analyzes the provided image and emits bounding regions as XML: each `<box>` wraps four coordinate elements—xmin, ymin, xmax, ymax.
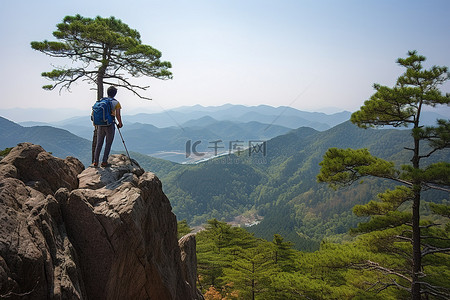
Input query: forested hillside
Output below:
<box><xmin>186</xmin><ymin>219</ymin><xmax>448</xmax><ymax>299</ymax></box>
<box><xmin>154</xmin><ymin>121</ymin><xmax>449</xmax><ymax>251</ymax></box>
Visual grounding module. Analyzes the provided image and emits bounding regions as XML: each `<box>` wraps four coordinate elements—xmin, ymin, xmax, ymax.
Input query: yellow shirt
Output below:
<box><xmin>110</xmin><ymin>99</ymin><xmax>121</xmax><ymax>116</ymax></box>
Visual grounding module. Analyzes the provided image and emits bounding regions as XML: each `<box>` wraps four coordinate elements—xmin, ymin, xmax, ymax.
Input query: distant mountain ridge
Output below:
<box><xmin>14</xmin><ymin>104</ymin><xmax>350</xmax><ymax>131</ymax></box>
<box><xmin>5</xmin><ymin>104</ymin><xmax>448</xmax><ymax>165</ymax></box>
<box><xmin>0</xmin><ymin>116</ymin><xmax>91</xmax><ymax>165</ymax></box>
<box><xmin>125</xmin><ymin>104</ymin><xmax>352</xmax><ymax>130</ymax></box>
<box><xmin>11</xmin><ymin>104</ymin><xmax>354</xmax><ymax>163</ymax></box>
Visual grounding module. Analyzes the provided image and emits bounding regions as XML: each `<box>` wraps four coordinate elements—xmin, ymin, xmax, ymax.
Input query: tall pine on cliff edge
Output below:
<box><xmin>31</xmin><ymin>14</ymin><xmax>172</xmax><ymax>161</ymax></box>
<box><xmin>318</xmin><ymin>51</ymin><xmax>450</xmax><ymax>299</ymax></box>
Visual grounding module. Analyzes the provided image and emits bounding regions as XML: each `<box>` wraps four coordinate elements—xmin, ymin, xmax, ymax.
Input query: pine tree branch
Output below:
<box><xmin>422</xmin><ymin>183</ymin><xmax>450</xmax><ymax>192</ymax></box>
<box><xmin>352</xmin><ymin>260</ymin><xmax>412</xmax><ymax>283</ymax></box>
<box><xmin>381</xmin><ymin>176</ymin><xmax>413</xmax><ymax>187</ymax></box>
<box><xmin>419</xmin><ymin>148</ymin><xmax>440</xmax><ymax>159</ymax></box>
<box><xmin>54</xmin><ymin>72</ymin><xmax>87</xmax><ymax>94</ymax></box>
<box><xmin>373</xmin><ymin>280</ymin><xmax>411</xmax><ymax>294</ymax></box>
<box><xmin>417</xmin><ymin>281</ymin><xmax>450</xmax><ymax>299</ymax></box>
<box><xmin>421</xmin><ymin>246</ymin><xmax>450</xmax><ymax>257</ymax></box>
<box><xmin>421</xmin><ymin>235</ymin><xmax>450</xmax><ymax>241</ymax></box>
<box><xmin>104</xmin><ymin>74</ymin><xmax>150</xmax><ymax>89</ymax></box>
<box><xmin>395</xmin><ymin>235</ymin><xmax>413</xmax><ymax>242</ymax></box>
<box><xmin>419</xmin><ymin>143</ymin><xmax>448</xmax><ymax>159</ymax></box>
<box><xmin>419</xmin><ymin>223</ymin><xmax>441</xmax><ymax>229</ymax></box>
<box><xmin>103</xmin><ymin>79</ymin><xmax>151</xmax><ymax>100</ymax></box>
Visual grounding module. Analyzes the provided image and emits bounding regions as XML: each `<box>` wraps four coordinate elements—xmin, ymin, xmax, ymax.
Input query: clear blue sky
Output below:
<box><xmin>1</xmin><ymin>0</ymin><xmax>449</xmax><ymax>118</ymax></box>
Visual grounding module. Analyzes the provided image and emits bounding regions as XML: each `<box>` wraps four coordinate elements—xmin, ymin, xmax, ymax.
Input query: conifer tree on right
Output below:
<box><xmin>318</xmin><ymin>51</ymin><xmax>450</xmax><ymax>299</ymax></box>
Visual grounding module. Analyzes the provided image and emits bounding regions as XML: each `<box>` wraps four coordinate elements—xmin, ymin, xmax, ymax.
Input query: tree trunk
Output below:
<box><xmin>97</xmin><ymin>66</ymin><xmax>105</xmax><ymax>100</ymax></box>
<box><xmin>411</xmin><ymin>108</ymin><xmax>422</xmax><ymax>300</ymax></box>
<box><xmin>411</xmin><ymin>186</ymin><xmax>422</xmax><ymax>300</ymax></box>
<box><xmin>92</xmin><ymin>50</ymin><xmax>108</xmax><ymax>163</ymax></box>
<box><xmin>252</xmin><ymin>261</ymin><xmax>255</xmax><ymax>300</ymax></box>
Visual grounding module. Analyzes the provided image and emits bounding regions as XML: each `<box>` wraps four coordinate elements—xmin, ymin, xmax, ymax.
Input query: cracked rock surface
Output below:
<box><xmin>0</xmin><ymin>143</ymin><xmax>202</xmax><ymax>299</ymax></box>
<box><xmin>0</xmin><ymin>143</ymin><xmax>85</xmax><ymax>299</ymax></box>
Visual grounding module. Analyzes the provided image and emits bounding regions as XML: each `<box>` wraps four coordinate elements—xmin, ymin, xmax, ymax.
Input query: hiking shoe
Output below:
<box><xmin>92</xmin><ymin>162</ymin><xmax>98</xmax><ymax>167</ymax></box>
<box><xmin>101</xmin><ymin>162</ymin><xmax>108</xmax><ymax>167</ymax></box>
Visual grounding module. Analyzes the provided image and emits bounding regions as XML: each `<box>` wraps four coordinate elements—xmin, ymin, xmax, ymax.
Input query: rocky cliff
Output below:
<box><xmin>0</xmin><ymin>143</ymin><xmax>202</xmax><ymax>299</ymax></box>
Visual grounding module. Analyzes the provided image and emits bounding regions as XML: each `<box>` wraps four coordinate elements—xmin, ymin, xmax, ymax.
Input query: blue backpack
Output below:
<box><xmin>92</xmin><ymin>98</ymin><xmax>114</xmax><ymax>126</ymax></box>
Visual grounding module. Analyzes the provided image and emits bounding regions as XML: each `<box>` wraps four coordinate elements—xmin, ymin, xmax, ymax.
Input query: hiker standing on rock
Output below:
<box><xmin>92</xmin><ymin>86</ymin><xmax>123</xmax><ymax>167</ymax></box>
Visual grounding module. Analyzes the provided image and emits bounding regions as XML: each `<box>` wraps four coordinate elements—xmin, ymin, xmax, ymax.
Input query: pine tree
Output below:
<box><xmin>221</xmin><ymin>242</ymin><xmax>279</xmax><ymax>300</ymax></box>
<box><xmin>31</xmin><ymin>14</ymin><xmax>172</xmax><ymax>161</ymax></box>
<box><xmin>272</xmin><ymin>234</ymin><xmax>298</xmax><ymax>272</ymax></box>
<box><xmin>31</xmin><ymin>14</ymin><xmax>172</xmax><ymax>99</ymax></box>
<box><xmin>196</xmin><ymin>219</ymin><xmax>256</xmax><ymax>292</ymax></box>
<box><xmin>318</xmin><ymin>51</ymin><xmax>450</xmax><ymax>299</ymax></box>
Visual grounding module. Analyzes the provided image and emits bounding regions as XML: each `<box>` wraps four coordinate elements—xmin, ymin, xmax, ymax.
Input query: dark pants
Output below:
<box><xmin>94</xmin><ymin>125</ymin><xmax>115</xmax><ymax>164</ymax></box>
<box><xmin>91</xmin><ymin>127</ymin><xmax>97</xmax><ymax>163</ymax></box>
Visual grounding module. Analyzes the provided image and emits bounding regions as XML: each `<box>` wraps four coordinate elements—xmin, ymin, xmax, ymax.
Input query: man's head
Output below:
<box><xmin>107</xmin><ymin>86</ymin><xmax>117</xmax><ymax>98</ymax></box>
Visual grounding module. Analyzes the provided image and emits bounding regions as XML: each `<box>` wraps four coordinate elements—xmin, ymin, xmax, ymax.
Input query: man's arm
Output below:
<box><xmin>115</xmin><ymin>108</ymin><xmax>123</xmax><ymax>128</ymax></box>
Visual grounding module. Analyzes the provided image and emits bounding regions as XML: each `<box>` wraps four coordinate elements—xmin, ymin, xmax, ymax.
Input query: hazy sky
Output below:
<box><xmin>1</xmin><ymin>0</ymin><xmax>449</xmax><ymax>119</ymax></box>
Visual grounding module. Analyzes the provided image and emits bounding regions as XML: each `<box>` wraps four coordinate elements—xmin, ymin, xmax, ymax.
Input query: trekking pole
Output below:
<box><xmin>115</xmin><ymin>122</ymin><xmax>134</xmax><ymax>165</ymax></box>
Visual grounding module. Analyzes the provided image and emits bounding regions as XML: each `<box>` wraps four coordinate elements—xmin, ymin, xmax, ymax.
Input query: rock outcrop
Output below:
<box><xmin>0</xmin><ymin>143</ymin><xmax>86</xmax><ymax>299</ymax></box>
<box><xmin>179</xmin><ymin>234</ymin><xmax>199</xmax><ymax>294</ymax></box>
<box><xmin>0</xmin><ymin>143</ymin><xmax>202</xmax><ymax>299</ymax></box>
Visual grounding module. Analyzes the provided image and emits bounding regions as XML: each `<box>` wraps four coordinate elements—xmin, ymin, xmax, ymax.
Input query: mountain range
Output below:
<box><xmin>12</xmin><ymin>104</ymin><xmax>354</xmax><ymax>163</ymax></box>
<box><xmin>9</xmin><ymin>104</ymin><xmax>448</xmax><ymax>164</ymax></box>
<box><xmin>141</xmin><ymin>121</ymin><xmax>449</xmax><ymax>250</ymax></box>
<box><xmin>128</xmin><ymin>104</ymin><xmax>352</xmax><ymax>130</ymax></box>
<box><xmin>16</xmin><ymin>104</ymin><xmax>351</xmax><ymax>131</ymax></box>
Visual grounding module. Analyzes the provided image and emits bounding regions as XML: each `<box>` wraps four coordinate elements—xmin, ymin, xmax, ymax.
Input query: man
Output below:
<box><xmin>93</xmin><ymin>86</ymin><xmax>123</xmax><ymax>167</ymax></box>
